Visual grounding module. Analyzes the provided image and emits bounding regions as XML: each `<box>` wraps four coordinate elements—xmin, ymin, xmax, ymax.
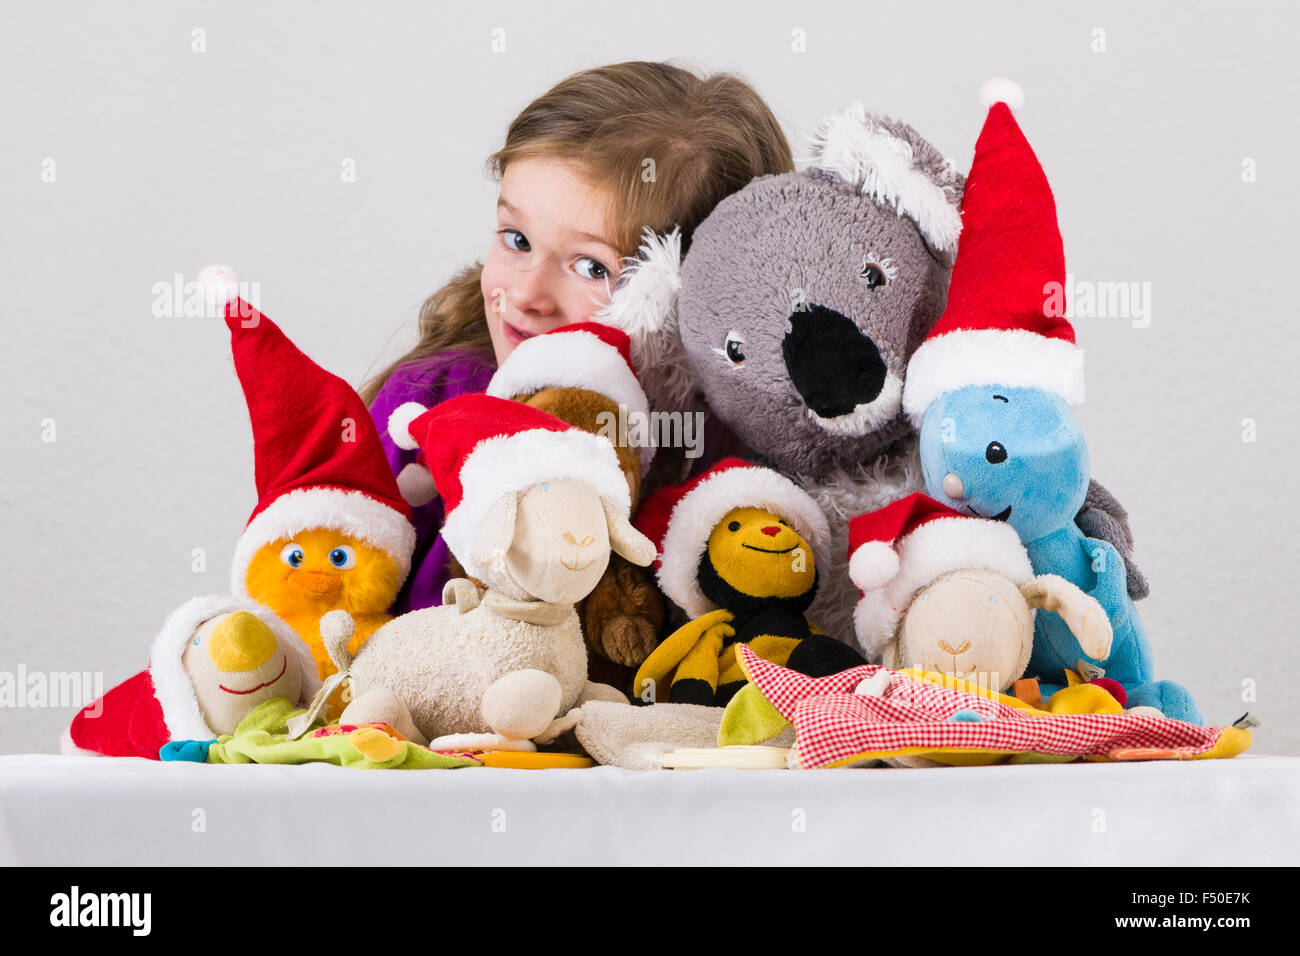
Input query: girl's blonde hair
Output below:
<box><xmin>360</xmin><ymin>59</ymin><xmax>794</xmax><ymax>404</ymax></box>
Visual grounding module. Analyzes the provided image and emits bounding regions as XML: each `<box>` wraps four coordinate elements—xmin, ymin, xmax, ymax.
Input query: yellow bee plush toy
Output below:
<box><xmin>216</xmin><ymin>282</ymin><xmax>415</xmax><ymax>714</ymax></box>
<box><xmin>634</xmin><ymin>458</ymin><xmax>865</xmax><ymax>705</ymax></box>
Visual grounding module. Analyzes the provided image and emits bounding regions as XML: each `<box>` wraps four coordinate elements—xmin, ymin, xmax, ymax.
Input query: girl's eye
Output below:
<box><xmin>778</xmin><ymin>519</ymin><xmax>790</xmax><ymax>527</ymax></box>
<box><xmin>279</xmin><ymin>544</ymin><xmax>305</xmax><ymax>568</ymax></box>
<box><xmin>501</xmin><ymin>228</ymin><xmax>530</xmax><ymax>253</ymax></box>
<box><xmin>728</xmin><ymin>521</ymin><xmax>741</xmax><ymax>532</ymax></box>
<box><xmin>329</xmin><ymin>546</ymin><xmax>357</xmax><ymax>570</ymax></box>
<box><xmin>575</xmin><ymin>257</ymin><xmax>609</xmax><ymax>281</ymax></box>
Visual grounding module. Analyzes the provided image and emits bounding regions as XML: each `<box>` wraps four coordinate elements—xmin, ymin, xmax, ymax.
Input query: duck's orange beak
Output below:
<box><xmin>289</xmin><ymin>570</ymin><xmax>343</xmax><ymax>599</ymax></box>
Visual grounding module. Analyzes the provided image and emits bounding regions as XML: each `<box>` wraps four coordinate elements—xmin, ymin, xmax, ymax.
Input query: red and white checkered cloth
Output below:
<box><xmin>736</xmin><ymin>645</ymin><xmax>1241</xmax><ymax>769</ymax></box>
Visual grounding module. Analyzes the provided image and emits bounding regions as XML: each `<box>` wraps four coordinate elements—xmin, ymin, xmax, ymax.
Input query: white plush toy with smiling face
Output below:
<box><xmin>62</xmin><ymin>595</ymin><xmax>320</xmax><ymax>759</ymax></box>
<box><xmin>181</xmin><ymin>609</ymin><xmax>307</xmax><ymax>734</ymax></box>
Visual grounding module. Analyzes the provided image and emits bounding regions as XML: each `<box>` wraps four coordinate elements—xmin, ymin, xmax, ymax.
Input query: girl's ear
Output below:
<box><xmin>601</xmin><ymin>496</ymin><xmax>656</xmax><ymax>567</ymax></box>
<box><xmin>471</xmin><ymin>491</ymin><xmax>520</xmax><ymax>570</ymax></box>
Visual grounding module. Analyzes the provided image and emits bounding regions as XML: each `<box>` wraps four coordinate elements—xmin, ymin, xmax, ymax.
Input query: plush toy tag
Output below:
<box><xmin>286</xmin><ymin>671</ymin><xmax>348</xmax><ymax>740</ymax></box>
<box><xmin>1075</xmin><ymin>660</ymin><xmax>1106</xmax><ymax>682</ymax></box>
<box><xmin>1233</xmin><ymin>713</ymin><xmax>1261</xmax><ymax>730</ymax></box>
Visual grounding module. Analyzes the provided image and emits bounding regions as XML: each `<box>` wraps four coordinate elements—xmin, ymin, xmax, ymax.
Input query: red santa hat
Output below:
<box><xmin>848</xmin><ymin>492</ymin><xmax>1033</xmax><ymax>659</ymax></box>
<box><xmin>211</xmin><ymin>276</ymin><xmax>415</xmax><ymax>598</ymax></box>
<box><xmin>386</xmin><ymin>393</ymin><xmax>632</xmax><ymax>582</ymax></box>
<box><xmin>60</xmin><ymin>595</ymin><xmax>320</xmax><ymax>759</ymax></box>
<box><xmin>903</xmin><ymin>80</ymin><xmax>1085</xmax><ymax>424</ymax></box>
<box><xmin>635</xmin><ymin>457</ymin><xmax>831</xmax><ymax>618</ymax></box>
<box><xmin>484</xmin><ymin>322</ymin><xmax>654</xmax><ymax>473</ymax></box>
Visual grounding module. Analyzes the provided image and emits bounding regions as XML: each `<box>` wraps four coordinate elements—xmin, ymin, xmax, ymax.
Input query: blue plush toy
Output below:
<box><xmin>901</xmin><ymin>83</ymin><xmax>1201</xmax><ymax>724</ymax></box>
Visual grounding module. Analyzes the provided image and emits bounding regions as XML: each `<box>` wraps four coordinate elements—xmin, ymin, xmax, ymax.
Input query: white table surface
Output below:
<box><xmin>2</xmin><ymin>753</ymin><xmax>1297</xmax><ymax>866</ymax></box>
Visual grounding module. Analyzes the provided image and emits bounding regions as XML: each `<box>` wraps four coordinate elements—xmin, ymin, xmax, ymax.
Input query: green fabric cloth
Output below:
<box><xmin>717</xmin><ymin>681</ymin><xmax>791</xmax><ymax>747</ymax></box>
<box><xmin>204</xmin><ymin>697</ymin><xmax>480</xmax><ymax>770</ymax></box>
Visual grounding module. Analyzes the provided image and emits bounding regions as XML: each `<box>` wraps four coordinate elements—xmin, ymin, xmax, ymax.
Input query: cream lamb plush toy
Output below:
<box><xmin>848</xmin><ymin>494</ymin><xmax>1112</xmax><ymax>696</ymax></box>
<box><xmin>292</xmin><ymin>394</ymin><xmax>656</xmax><ymax>750</ymax></box>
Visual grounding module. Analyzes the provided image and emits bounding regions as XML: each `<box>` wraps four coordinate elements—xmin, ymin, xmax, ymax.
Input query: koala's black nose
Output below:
<box><xmin>782</xmin><ymin>304</ymin><xmax>888</xmax><ymax>418</ymax></box>
<box><xmin>985</xmin><ymin>441</ymin><xmax>1008</xmax><ymax>464</ymax></box>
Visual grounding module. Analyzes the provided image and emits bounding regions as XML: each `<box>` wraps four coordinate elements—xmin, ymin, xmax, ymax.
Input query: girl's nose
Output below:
<box><xmin>508</xmin><ymin>263</ymin><xmax>558</xmax><ymax>317</ymax></box>
<box><xmin>761</xmin><ymin>525</ymin><xmax>781</xmax><ymax>537</ymax></box>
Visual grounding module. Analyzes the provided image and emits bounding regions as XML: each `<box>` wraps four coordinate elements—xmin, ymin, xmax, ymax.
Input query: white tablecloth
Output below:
<box><xmin>2</xmin><ymin>754</ymin><xmax>1297</xmax><ymax>866</ymax></box>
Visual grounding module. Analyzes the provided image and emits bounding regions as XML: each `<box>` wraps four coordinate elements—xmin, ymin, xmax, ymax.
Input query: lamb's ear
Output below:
<box><xmin>808</xmin><ymin>104</ymin><xmax>965</xmax><ymax>263</ymax></box>
<box><xmin>601</xmin><ymin>497</ymin><xmax>656</xmax><ymax>567</ymax></box>
<box><xmin>471</xmin><ymin>491</ymin><xmax>519</xmax><ymax>570</ymax></box>
<box><xmin>594</xmin><ymin>226</ymin><xmax>696</xmax><ymax>413</ymax></box>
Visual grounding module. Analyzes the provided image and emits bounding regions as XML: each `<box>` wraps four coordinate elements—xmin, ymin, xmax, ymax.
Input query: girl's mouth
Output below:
<box><xmin>502</xmin><ymin>319</ymin><xmax>537</xmax><ymax>347</ymax></box>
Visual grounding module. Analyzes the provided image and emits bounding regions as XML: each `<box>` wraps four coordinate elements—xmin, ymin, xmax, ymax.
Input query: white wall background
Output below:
<box><xmin>3</xmin><ymin>0</ymin><xmax>1297</xmax><ymax>754</ymax></box>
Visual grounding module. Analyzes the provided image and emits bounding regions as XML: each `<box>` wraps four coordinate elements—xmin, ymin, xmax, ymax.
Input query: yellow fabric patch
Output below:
<box><xmin>349</xmin><ymin>727</ymin><xmax>404</xmax><ymax>763</ymax></box>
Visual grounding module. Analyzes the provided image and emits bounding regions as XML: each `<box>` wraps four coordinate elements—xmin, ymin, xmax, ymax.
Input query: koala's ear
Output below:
<box><xmin>471</xmin><ymin>491</ymin><xmax>519</xmax><ymax>570</ymax></box>
<box><xmin>601</xmin><ymin>496</ymin><xmax>656</xmax><ymax>567</ymax></box>
<box><xmin>809</xmin><ymin>103</ymin><xmax>965</xmax><ymax>264</ymax></box>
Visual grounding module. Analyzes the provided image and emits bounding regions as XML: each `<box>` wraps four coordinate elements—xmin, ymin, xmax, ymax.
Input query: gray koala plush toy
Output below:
<box><xmin>599</xmin><ymin>101</ymin><xmax>1145</xmax><ymax>653</ymax></box>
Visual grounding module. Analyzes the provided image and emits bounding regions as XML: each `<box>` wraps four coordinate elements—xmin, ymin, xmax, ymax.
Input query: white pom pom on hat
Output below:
<box><xmin>979</xmin><ymin>77</ymin><xmax>1025</xmax><ymax>111</ymax></box>
<box><xmin>388</xmin><ymin>402</ymin><xmax>428</xmax><ymax>451</ymax></box>
<box><xmin>196</xmin><ymin>264</ymin><xmax>241</xmax><ymax>308</ymax></box>
<box><xmin>396</xmin><ymin>462</ymin><xmax>438</xmax><ymax>507</ymax></box>
<box><xmin>848</xmin><ymin>541</ymin><xmax>902</xmax><ymax>592</ymax></box>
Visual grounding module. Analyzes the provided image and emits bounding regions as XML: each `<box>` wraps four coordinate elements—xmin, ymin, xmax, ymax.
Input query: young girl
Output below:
<box><xmin>362</xmin><ymin>59</ymin><xmax>794</xmax><ymax>616</ymax></box>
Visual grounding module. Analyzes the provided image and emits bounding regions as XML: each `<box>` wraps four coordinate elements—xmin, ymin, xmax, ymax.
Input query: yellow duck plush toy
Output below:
<box><xmin>215</xmin><ymin>280</ymin><xmax>415</xmax><ymax>716</ymax></box>
<box><xmin>634</xmin><ymin>458</ymin><xmax>865</xmax><ymax>705</ymax></box>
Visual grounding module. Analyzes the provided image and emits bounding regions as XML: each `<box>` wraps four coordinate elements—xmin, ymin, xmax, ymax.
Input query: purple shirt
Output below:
<box><xmin>369</xmin><ymin>350</ymin><xmax>496</xmax><ymax>614</ymax></box>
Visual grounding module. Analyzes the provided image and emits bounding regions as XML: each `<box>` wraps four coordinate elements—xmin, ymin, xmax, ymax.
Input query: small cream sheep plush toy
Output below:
<box><xmin>291</xmin><ymin>394</ymin><xmax>656</xmax><ymax>751</ymax></box>
<box><xmin>849</xmin><ymin>494</ymin><xmax>1112</xmax><ymax>697</ymax></box>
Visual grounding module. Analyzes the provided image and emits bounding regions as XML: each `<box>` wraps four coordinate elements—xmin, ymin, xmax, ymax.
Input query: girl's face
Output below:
<box><xmin>481</xmin><ymin>157</ymin><xmax>624</xmax><ymax>365</ymax></box>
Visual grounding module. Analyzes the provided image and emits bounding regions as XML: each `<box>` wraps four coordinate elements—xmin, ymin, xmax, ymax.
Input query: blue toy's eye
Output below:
<box><xmin>329</xmin><ymin>546</ymin><xmax>357</xmax><ymax>570</ymax></box>
<box><xmin>193</xmin><ymin>637</ymin><xmax>200</xmax><ymax>645</ymax></box>
<box><xmin>985</xmin><ymin>441</ymin><xmax>1008</xmax><ymax>464</ymax></box>
<box><xmin>279</xmin><ymin>543</ymin><xmax>305</xmax><ymax>568</ymax></box>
